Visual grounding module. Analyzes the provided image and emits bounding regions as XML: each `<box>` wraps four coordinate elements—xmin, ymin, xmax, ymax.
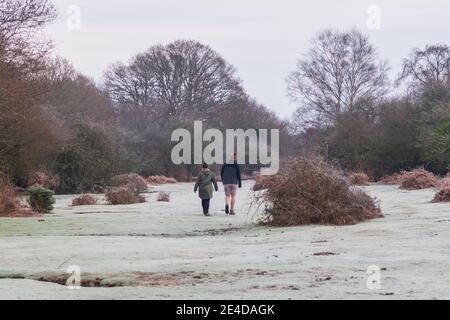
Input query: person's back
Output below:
<box><xmin>221</xmin><ymin>163</ymin><xmax>241</xmax><ymax>185</ymax></box>
<box><xmin>221</xmin><ymin>155</ymin><xmax>242</xmax><ymax>215</ymax></box>
<box><xmin>196</xmin><ymin>170</ymin><xmax>216</xmax><ymax>193</ymax></box>
<box><xmin>194</xmin><ymin>164</ymin><xmax>218</xmax><ymax>216</ymax></box>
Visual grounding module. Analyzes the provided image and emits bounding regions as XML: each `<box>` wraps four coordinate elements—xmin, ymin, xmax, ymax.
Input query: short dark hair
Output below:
<box><xmin>202</xmin><ymin>163</ymin><xmax>208</xmax><ymax>169</ymax></box>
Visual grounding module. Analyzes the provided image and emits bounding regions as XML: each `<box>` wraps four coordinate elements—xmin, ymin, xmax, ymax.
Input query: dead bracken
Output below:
<box><xmin>105</xmin><ymin>187</ymin><xmax>146</xmax><ymax>205</ymax></box>
<box><xmin>0</xmin><ymin>174</ymin><xmax>36</xmax><ymax>217</ymax></box>
<box><xmin>147</xmin><ymin>176</ymin><xmax>177</xmax><ymax>185</ymax></box>
<box><xmin>252</xmin><ymin>175</ymin><xmax>273</xmax><ymax>191</ymax></box>
<box><xmin>347</xmin><ymin>172</ymin><xmax>370</xmax><ymax>186</ymax></box>
<box><xmin>432</xmin><ymin>186</ymin><xmax>450</xmax><ymax>203</ymax></box>
<box><xmin>71</xmin><ymin>194</ymin><xmax>97</xmax><ymax>206</ymax></box>
<box><xmin>111</xmin><ymin>174</ymin><xmax>148</xmax><ymax>194</ymax></box>
<box><xmin>399</xmin><ymin>168</ymin><xmax>438</xmax><ymax>190</ymax></box>
<box><xmin>377</xmin><ymin>173</ymin><xmax>403</xmax><ymax>185</ymax></box>
<box><xmin>255</xmin><ymin>157</ymin><xmax>382</xmax><ymax>226</ymax></box>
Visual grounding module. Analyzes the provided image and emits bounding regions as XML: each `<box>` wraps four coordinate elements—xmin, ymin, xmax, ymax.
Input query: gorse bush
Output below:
<box><xmin>28</xmin><ymin>187</ymin><xmax>55</xmax><ymax>213</ymax></box>
<box><xmin>417</xmin><ymin>108</ymin><xmax>450</xmax><ymax>175</ymax></box>
<box><xmin>255</xmin><ymin>157</ymin><xmax>382</xmax><ymax>226</ymax></box>
<box><xmin>53</xmin><ymin>124</ymin><xmax>134</xmax><ymax>194</ymax></box>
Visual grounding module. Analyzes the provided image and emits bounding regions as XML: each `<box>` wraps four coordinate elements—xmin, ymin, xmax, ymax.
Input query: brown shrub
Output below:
<box><xmin>173</xmin><ymin>170</ymin><xmax>189</xmax><ymax>182</ymax></box>
<box><xmin>111</xmin><ymin>174</ymin><xmax>148</xmax><ymax>193</ymax></box>
<box><xmin>255</xmin><ymin>157</ymin><xmax>382</xmax><ymax>226</ymax></box>
<box><xmin>105</xmin><ymin>187</ymin><xmax>146</xmax><ymax>205</ymax></box>
<box><xmin>28</xmin><ymin>171</ymin><xmax>59</xmax><ymax>190</ymax></box>
<box><xmin>241</xmin><ymin>173</ymin><xmax>254</xmax><ymax>181</ymax></box>
<box><xmin>0</xmin><ymin>175</ymin><xmax>21</xmax><ymax>213</ymax></box>
<box><xmin>253</xmin><ymin>175</ymin><xmax>273</xmax><ymax>191</ymax></box>
<box><xmin>439</xmin><ymin>177</ymin><xmax>450</xmax><ymax>189</ymax></box>
<box><xmin>91</xmin><ymin>184</ymin><xmax>106</xmax><ymax>194</ymax></box>
<box><xmin>147</xmin><ymin>175</ymin><xmax>177</xmax><ymax>185</ymax></box>
<box><xmin>348</xmin><ymin>172</ymin><xmax>370</xmax><ymax>186</ymax></box>
<box><xmin>0</xmin><ymin>174</ymin><xmax>35</xmax><ymax>217</ymax></box>
<box><xmin>399</xmin><ymin>168</ymin><xmax>438</xmax><ymax>190</ymax></box>
<box><xmin>157</xmin><ymin>191</ymin><xmax>171</xmax><ymax>202</ymax></box>
<box><xmin>377</xmin><ymin>173</ymin><xmax>403</xmax><ymax>185</ymax></box>
<box><xmin>72</xmin><ymin>194</ymin><xmax>97</xmax><ymax>206</ymax></box>
<box><xmin>432</xmin><ymin>186</ymin><xmax>450</xmax><ymax>202</ymax></box>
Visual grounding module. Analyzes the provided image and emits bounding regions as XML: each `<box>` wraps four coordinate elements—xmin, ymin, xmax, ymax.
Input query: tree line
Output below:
<box><xmin>1</xmin><ymin>0</ymin><xmax>449</xmax><ymax>194</ymax></box>
<box><xmin>0</xmin><ymin>0</ymin><xmax>291</xmax><ymax>193</ymax></box>
<box><xmin>287</xmin><ymin>29</ymin><xmax>450</xmax><ymax>178</ymax></box>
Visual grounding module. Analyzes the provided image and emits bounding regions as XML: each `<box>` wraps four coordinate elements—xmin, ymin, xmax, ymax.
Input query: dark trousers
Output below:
<box><xmin>201</xmin><ymin>199</ymin><xmax>210</xmax><ymax>214</ymax></box>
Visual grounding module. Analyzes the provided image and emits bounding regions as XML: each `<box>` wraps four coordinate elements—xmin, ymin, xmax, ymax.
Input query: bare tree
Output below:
<box><xmin>0</xmin><ymin>0</ymin><xmax>56</xmax><ymax>37</ymax></box>
<box><xmin>0</xmin><ymin>0</ymin><xmax>56</xmax><ymax>70</ymax></box>
<box><xmin>398</xmin><ymin>44</ymin><xmax>450</xmax><ymax>90</ymax></box>
<box><xmin>104</xmin><ymin>40</ymin><xmax>245</xmax><ymax>128</ymax></box>
<box><xmin>287</xmin><ymin>29</ymin><xmax>389</xmax><ymax>127</ymax></box>
<box><xmin>0</xmin><ymin>0</ymin><xmax>57</xmax><ymax>177</ymax></box>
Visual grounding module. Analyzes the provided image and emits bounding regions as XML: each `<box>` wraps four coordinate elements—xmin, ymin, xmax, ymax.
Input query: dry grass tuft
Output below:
<box><xmin>254</xmin><ymin>157</ymin><xmax>382</xmax><ymax>226</ymax></box>
<box><xmin>105</xmin><ymin>187</ymin><xmax>146</xmax><ymax>205</ymax></box>
<box><xmin>72</xmin><ymin>194</ymin><xmax>97</xmax><ymax>206</ymax></box>
<box><xmin>399</xmin><ymin>168</ymin><xmax>438</xmax><ymax>190</ymax></box>
<box><xmin>348</xmin><ymin>172</ymin><xmax>370</xmax><ymax>186</ymax></box>
<box><xmin>147</xmin><ymin>175</ymin><xmax>177</xmax><ymax>185</ymax></box>
<box><xmin>157</xmin><ymin>191</ymin><xmax>171</xmax><ymax>202</ymax></box>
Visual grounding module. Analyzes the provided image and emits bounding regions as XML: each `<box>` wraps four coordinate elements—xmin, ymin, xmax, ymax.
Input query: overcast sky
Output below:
<box><xmin>45</xmin><ymin>0</ymin><xmax>450</xmax><ymax>118</ymax></box>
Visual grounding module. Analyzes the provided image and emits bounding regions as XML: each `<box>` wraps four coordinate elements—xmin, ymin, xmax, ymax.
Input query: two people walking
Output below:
<box><xmin>194</xmin><ymin>154</ymin><xmax>242</xmax><ymax>216</ymax></box>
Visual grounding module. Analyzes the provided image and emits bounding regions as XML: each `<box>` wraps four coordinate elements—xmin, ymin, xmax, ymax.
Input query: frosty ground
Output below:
<box><xmin>0</xmin><ymin>181</ymin><xmax>449</xmax><ymax>299</ymax></box>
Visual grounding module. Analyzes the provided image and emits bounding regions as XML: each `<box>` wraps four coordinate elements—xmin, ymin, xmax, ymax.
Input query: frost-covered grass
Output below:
<box><xmin>1</xmin><ymin>182</ymin><xmax>450</xmax><ymax>299</ymax></box>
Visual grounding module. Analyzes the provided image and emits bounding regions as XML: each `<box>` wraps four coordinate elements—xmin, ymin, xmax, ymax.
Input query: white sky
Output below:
<box><xmin>46</xmin><ymin>0</ymin><xmax>450</xmax><ymax>118</ymax></box>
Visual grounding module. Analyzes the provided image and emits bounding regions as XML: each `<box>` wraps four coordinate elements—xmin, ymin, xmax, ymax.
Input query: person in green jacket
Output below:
<box><xmin>194</xmin><ymin>163</ymin><xmax>219</xmax><ymax>216</ymax></box>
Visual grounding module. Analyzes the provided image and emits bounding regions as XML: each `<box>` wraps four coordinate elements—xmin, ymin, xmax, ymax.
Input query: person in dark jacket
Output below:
<box><xmin>220</xmin><ymin>153</ymin><xmax>242</xmax><ymax>215</ymax></box>
<box><xmin>194</xmin><ymin>163</ymin><xmax>218</xmax><ymax>216</ymax></box>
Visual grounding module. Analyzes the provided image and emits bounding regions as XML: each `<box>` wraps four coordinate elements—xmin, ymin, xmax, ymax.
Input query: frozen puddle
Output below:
<box><xmin>1</xmin><ymin>181</ymin><xmax>450</xmax><ymax>299</ymax></box>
